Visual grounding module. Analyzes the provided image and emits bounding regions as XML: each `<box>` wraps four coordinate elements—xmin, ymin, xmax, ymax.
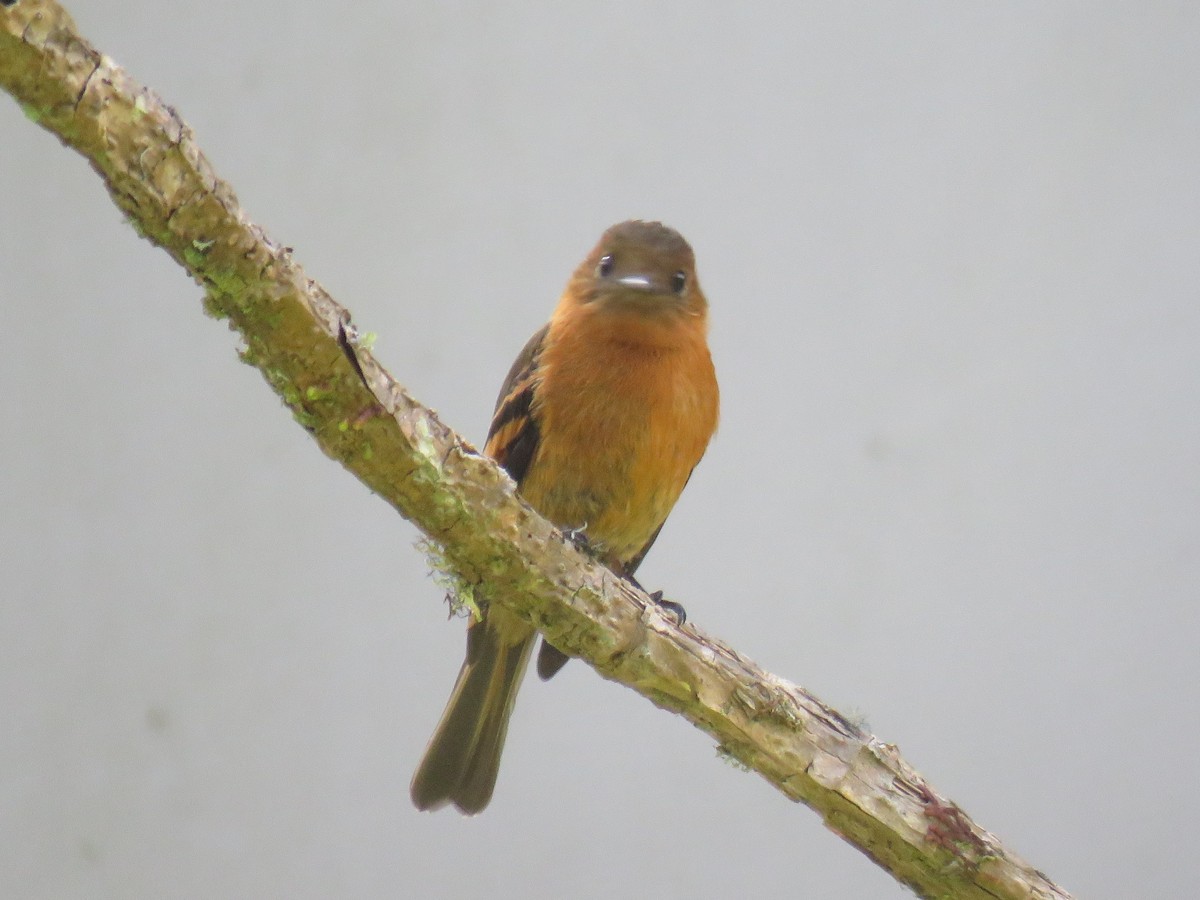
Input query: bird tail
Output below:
<box><xmin>410</xmin><ymin>621</ymin><xmax>534</xmax><ymax>815</ymax></box>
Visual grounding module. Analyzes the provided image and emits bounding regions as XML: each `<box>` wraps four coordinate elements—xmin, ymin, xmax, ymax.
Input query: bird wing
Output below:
<box><xmin>484</xmin><ymin>324</ymin><xmax>548</xmax><ymax>486</ymax></box>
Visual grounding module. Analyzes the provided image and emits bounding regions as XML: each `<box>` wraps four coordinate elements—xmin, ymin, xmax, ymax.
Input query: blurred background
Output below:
<box><xmin>3</xmin><ymin>2</ymin><xmax>1197</xmax><ymax>897</ymax></box>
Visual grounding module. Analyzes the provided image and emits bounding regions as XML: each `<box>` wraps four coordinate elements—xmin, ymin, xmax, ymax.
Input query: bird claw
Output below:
<box><xmin>647</xmin><ymin>589</ymin><xmax>687</xmax><ymax>626</ymax></box>
<box><xmin>562</xmin><ymin>523</ymin><xmax>593</xmax><ymax>553</ymax></box>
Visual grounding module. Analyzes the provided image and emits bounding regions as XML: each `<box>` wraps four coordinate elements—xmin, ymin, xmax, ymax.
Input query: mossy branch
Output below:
<box><xmin>1</xmin><ymin>3</ymin><xmax>1073</xmax><ymax>898</ymax></box>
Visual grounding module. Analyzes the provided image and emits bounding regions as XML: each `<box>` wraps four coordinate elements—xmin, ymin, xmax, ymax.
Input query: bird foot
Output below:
<box><xmin>647</xmin><ymin>589</ymin><xmax>687</xmax><ymax>626</ymax></box>
<box><xmin>562</xmin><ymin>523</ymin><xmax>594</xmax><ymax>554</ymax></box>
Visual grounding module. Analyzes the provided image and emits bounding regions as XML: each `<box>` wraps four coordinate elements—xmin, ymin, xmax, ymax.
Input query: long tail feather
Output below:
<box><xmin>410</xmin><ymin>625</ymin><xmax>534</xmax><ymax>815</ymax></box>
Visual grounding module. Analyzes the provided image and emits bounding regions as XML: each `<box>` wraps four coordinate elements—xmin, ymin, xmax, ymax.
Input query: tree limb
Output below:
<box><xmin>1</xmin><ymin>3</ymin><xmax>1073</xmax><ymax>897</ymax></box>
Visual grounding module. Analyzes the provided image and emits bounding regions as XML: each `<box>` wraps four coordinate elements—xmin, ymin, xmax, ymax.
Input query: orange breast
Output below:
<box><xmin>518</xmin><ymin>303</ymin><xmax>719</xmax><ymax>565</ymax></box>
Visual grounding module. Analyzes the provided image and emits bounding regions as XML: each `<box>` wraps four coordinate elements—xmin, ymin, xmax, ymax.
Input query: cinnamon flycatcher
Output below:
<box><xmin>410</xmin><ymin>220</ymin><xmax>719</xmax><ymax>814</ymax></box>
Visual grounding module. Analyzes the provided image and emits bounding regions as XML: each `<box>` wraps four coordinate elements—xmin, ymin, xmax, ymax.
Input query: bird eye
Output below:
<box><xmin>671</xmin><ymin>270</ymin><xmax>687</xmax><ymax>293</ymax></box>
<box><xmin>597</xmin><ymin>254</ymin><xmax>615</xmax><ymax>278</ymax></box>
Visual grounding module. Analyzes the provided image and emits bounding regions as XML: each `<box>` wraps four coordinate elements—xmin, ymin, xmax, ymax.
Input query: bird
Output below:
<box><xmin>410</xmin><ymin>220</ymin><xmax>719</xmax><ymax>814</ymax></box>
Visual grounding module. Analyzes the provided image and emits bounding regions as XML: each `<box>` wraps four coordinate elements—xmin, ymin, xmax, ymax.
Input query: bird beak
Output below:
<box><xmin>615</xmin><ymin>275</ymin><xmax>653</xmax><ymax>290</ymax></box>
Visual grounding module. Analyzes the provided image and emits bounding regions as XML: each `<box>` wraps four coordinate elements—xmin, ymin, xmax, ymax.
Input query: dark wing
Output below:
<box><xmin>484</xmin><ymin>324</ymin><xmax>548</xmax><ymax>486</ymax></box>
<box><xmin>484</xmin><ymin>325</ymin><xmax>553</xmax><ymax>672</ymax></box>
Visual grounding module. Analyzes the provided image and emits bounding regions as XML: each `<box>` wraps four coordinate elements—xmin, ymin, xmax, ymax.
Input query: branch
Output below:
<box><xmin>1</xmin><ymin>3</ymin><xmax>1072</xmax><ymax>898</ymax></box>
